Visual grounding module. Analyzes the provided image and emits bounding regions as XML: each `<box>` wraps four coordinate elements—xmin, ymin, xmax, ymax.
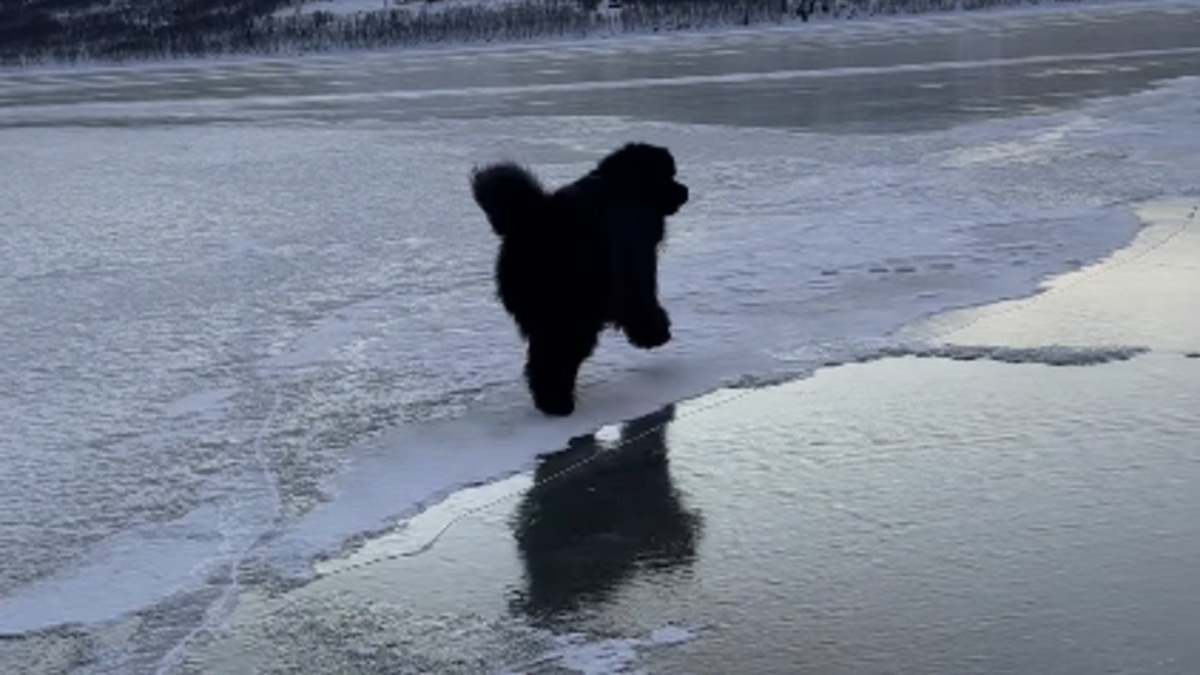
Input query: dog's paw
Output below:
<box><xmin>534</xmin><ymin>391</ymin><xmax>576</xmax><ymax>417</ymax></box>
<box><xmin>629</xmin><ymin>327</ymin><xmax>670</xmax><ymax>350</ymax></box>
<box><xmin>526</xmin><ymin>359</ymin><xmax>579</xmax><ymax>416</ymax></box>
<box><xmin>625</xmin><ymin>308</ymin><xmax>672</xmax><ymax>350</ymax></box>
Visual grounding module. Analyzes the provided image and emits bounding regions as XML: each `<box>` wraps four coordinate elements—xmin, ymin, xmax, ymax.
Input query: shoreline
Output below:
<box><xmin>2</xmin><ymin>0</ymin><xmax>1190</xmax><ymax>73</ymax></box>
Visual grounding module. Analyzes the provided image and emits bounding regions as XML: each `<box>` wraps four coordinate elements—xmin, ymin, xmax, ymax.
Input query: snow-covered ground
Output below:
<box><xmin>276</xmin><ymin>0</ymin><xmax>399</xmax><ymax>14</ymax></box>
<box><xmin>273</xmin><ymin>0</ymin><xmax>525</xmax><ymax>18</ymax></box>
<box><xmin>2</xmin><ymin>2</ymin><xmax>1200</xmax><ymax>672</ymax></box>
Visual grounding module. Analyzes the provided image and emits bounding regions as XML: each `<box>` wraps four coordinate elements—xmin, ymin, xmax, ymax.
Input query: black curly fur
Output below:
<box><xmin>471</xmin><ymin>143</ymin><xmax>689</xmax><ymax>416</ymax></box>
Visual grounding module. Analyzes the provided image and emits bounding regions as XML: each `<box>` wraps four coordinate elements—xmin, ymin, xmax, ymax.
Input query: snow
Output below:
<box><xmin>273</xmin><ymin>0</ymin><xmax>527</xmax><ymax>18</ymax></box>
<box><xmin>274</xmin><ymin>0</ymin><xmax>399</xmax><ymax>17</ymax></box>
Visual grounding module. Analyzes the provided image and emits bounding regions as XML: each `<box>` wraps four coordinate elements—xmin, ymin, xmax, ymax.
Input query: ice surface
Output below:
<box><xmin>503</xmin><ymin>626</ymin><xmax>701</xmax><ymax>675</ymax></box>
<box><xmin>4</xmin><ymin>13</ymin><xmax>1200</xmax><ymax>648</ymax></box>
<box><xmin>0</xmin><ymin>505</ymin><xmax>225</xmax><ymax>633</ymax></box>
<box><xmin>247</xmin><ymin>76</ymin><xmax>1197</xmax><ymax>584</ymax></box>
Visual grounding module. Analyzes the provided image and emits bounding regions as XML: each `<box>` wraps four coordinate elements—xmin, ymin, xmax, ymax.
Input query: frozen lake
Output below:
<box><xmin>169</xmin><ymin>201</ymin><xmax>1200</xmax><ymax>674</ymax></box>
<box><xmin>2</xmin><ymin>1</ymin><xmax>1200</xmax><ymax>672</ymax></box>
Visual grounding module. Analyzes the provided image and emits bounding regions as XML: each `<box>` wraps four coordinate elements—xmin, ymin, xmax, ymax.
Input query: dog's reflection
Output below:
<box><xmin>509</xmin><ymin>405</ymin><xmax>703</xmax><ymax>620</ymax></box>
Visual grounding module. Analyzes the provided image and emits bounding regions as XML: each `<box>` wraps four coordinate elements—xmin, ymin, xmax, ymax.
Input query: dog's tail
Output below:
<box><xmin>470</xmin><ymin>162</ymin><xmax>548</xmax><ymax>238</ymax></box>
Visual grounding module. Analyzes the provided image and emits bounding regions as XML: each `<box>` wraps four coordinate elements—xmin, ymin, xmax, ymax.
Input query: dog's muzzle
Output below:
<box><xmin>665</xmin><ymin>183</ymin><xmax>689</xmax><ymax>214</ymax></box>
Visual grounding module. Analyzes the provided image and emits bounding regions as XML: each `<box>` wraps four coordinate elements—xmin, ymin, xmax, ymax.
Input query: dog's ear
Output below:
<box><xmin>596</xmin><ymin>143</ymin><xmax>677</xmax><ymax>184</ymax></box>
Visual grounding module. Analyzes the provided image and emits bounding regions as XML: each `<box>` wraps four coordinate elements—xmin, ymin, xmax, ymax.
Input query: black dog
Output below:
<box><xmin>471</xmin><ymin>143</ymin><xmax>689</xmax><ymax>416</ymax></box>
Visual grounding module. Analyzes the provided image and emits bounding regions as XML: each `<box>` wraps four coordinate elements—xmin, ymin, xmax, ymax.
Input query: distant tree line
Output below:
<box><xmin>1</xmin><ymin>0</ymin><xmax>1085</xmax><ymax>65</ymax></box>
<box><xmin>0</xmin><ymin>0</ymin><xmax>291</xmax><ymax>64</ymax></box>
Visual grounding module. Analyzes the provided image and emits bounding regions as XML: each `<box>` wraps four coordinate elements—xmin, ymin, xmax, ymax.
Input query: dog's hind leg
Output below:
<box><xmin>524</xmin><ymin>327</ymin><xmax>599</xmax><ymax>417</ymax></box>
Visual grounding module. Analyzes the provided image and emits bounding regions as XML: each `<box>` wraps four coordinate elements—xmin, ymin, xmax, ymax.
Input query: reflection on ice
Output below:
<box><xmin>510</xmin><ymin>405</ymin><xmax>703</xmax><ymax>621</ymax></box>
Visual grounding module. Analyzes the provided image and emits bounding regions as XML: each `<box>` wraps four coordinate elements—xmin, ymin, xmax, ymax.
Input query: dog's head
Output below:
<box><xmin>595</xmin><ymin>143</ymin><xmax>689</xmax><ymax>216</ymax></box>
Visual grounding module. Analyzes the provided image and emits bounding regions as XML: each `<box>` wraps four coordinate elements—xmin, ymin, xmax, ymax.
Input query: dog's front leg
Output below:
<box><xmin>617</xmin><ymin>245</ymin><xmax>671</xmax><ymax>350</ymax></box>
<box><xmin>607</xmin><ymin>213</ymin><xmax>671</xmax><ymax>350</ymax></box>
<box><xmin>623</xmin><ymin>304</ymin><xmax>671</xmax><ymax>350</ymax></box>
